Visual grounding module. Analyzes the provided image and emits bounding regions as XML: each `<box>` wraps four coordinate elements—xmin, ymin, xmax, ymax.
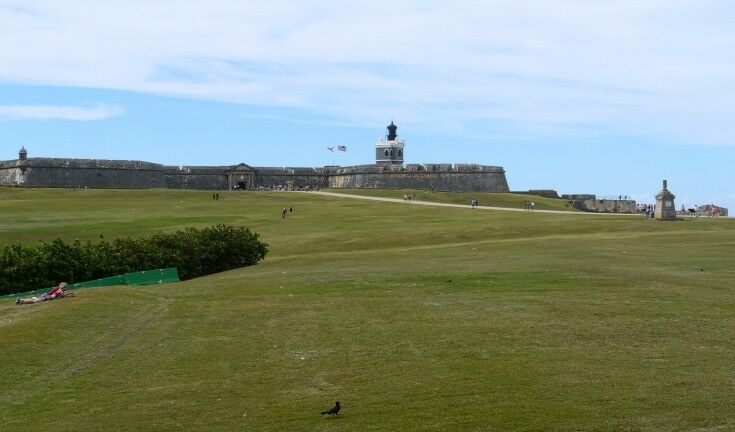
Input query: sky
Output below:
<box><xmin>0</xmin><ymin>1</ymin><xmax>733</xmax><ymax>209</ymax></box>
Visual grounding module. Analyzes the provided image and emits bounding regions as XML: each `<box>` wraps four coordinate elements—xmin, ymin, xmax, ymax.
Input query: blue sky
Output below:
<box><xmin>1</xmin><ymin>1</ymin><xmax>734</xmax><ymax>209</ymax></box>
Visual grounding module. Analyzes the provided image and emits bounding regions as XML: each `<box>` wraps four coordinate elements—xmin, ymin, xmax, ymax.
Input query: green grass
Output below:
<box><xmin>1</xmin><ymin>187</ymin><xmax>733</xmax><ymax>431</ymax></box>
<box><xmin>328</xmin><ymin>188</ymin><xmax>579</xmax><ymax>211</ymax></box>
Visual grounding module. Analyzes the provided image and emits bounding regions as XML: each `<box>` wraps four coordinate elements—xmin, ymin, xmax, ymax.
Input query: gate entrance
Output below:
<box><xmin>226</xmin><ymin>163</ymin><xmax>255</xmax><ymax>190</ymax></box>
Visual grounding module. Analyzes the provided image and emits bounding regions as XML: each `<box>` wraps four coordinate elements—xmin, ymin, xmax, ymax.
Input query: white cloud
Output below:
<box><xmin>0</xmin><ymin>104</ymin><xmax>123</xmax><ymax>121</ymax></box>
<box><xmin>0</xmin><ymin>1</ymin><xmax>734</xmax><ymax>143</ymax></box>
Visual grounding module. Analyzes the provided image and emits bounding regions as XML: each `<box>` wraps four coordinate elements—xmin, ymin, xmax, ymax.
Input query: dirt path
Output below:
<box><xmin>306</xmin><ymin>191</ymin><xmax>641</xmax><ymax>216</ymax></box>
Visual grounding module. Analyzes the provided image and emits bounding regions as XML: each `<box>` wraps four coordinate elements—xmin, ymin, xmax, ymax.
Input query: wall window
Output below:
<box><xmin>384</xmin><ymin>149</ymin><xmax>389</xmax><ymax>157</ymax></box>
<box><xmin>398</xmin><ymin>149</ymin><xmax>403</xmax><ymax>157</ymax></box>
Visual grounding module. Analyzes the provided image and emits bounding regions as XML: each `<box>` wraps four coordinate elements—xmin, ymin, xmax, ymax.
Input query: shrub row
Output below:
<box><xmin>0</xmin><ymin>225</ymin><xmax>268</xmax><ymax>296</ymax></box>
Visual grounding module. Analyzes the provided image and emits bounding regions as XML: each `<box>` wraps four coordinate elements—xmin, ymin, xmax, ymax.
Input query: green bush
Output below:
<box><xmin>0</xmin><ymin>225</ymin><xmax>268</xmax><ymax>296</ymax></box>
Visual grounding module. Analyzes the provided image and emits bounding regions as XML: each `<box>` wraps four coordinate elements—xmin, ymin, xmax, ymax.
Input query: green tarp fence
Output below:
<box><xmin>1</xmin><ymin>267</ymin><xmax>180</xmax><ymax>300</ymax></box>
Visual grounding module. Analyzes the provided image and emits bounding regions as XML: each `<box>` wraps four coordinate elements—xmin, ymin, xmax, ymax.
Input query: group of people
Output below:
<box><xmin>637</xmin><ymin>203</ymin><xmax>655</xmax><ymax>219</ymax></box>
<box><xmin>470</xmin><ymin>199</ymin><xmax>479</xmax><ymax>209</ymax></box>
<box><xmin>15</xmin><ymin>282</ymin><xmax>74</xmax><ymax>305</ymax></box>
<box><xmin>281</xmin><ymin>207</ymin><xmax>293</xmax><ymax>218</ymax></box>
<box><xmin>692</xmin><ymin>204</ymin><xmax>724</xmax><ymax>218</ymax></box>
<box><xmin>260</xmin><ymin>185</ymin><xmax>289</xmax><ymax>191</ymax></box>
<box><xmin>522</xmin><ymin>201</ymin><xmax>535</xmax><ymax>211</ymax></box>
<box><xmin>212</xmin><ymin>192</ymin><xmax>220</xmax><ymax>200</ymax></box>
<box><xmin>257</xmin><ymin>185</ymin><xmax>319</xmax><ymax>191</ymax></box>
<box><xmin>698</xmin><ymin>204</ymin><xmax>723</xmax><ymax>218</ymax></box>
<box><xmin>403</xmin><ymin>194</ymin><xmax>415</xmax><ymax>202</ymax></box>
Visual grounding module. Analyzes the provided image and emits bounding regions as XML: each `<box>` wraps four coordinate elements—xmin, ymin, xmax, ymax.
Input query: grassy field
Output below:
<box><xmin>328</xmin><ymin>188</ymin><xmax>579</xmax><ymax>211</ymax></box>
<box><xmin>0</xmin><ymin>187</ymin><xmax>733</xmax><ymax>431</ymax></box>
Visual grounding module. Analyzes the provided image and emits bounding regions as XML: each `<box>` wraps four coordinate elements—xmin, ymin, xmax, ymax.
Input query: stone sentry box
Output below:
<box><xmin>655</xmin><ymin>179</ymin><xmax>677</xmax><ymax>221</ymax></box>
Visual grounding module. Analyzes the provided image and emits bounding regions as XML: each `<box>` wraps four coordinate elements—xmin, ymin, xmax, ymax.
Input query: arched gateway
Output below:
<box><xmin>226</xmin><ymin>163</ymin><xmax>255</xmax><ymax>190</ymax></box>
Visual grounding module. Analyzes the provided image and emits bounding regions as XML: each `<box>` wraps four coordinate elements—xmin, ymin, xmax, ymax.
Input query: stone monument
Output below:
<box><xmin>655</xmin><ymin>179</ymin><xmax>677</xmax><ymax>221</ymax></box>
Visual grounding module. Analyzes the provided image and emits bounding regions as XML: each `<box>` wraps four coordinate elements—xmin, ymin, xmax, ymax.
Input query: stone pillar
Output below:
<box><xmin>655</xmin><ymin>179</ymin><xmax>677</xmax><ymax>221</ymax></box>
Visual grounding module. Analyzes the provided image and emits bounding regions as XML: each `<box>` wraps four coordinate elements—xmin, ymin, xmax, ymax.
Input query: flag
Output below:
<box><xmin>327</xmin><ymin>146</ymin><xmax>334</xmax><ymax>152</ymax></box>
<box><xmin>337</xmin><ymin>145</ymin><xmax>347</xmax><ymax>152</ymax></box>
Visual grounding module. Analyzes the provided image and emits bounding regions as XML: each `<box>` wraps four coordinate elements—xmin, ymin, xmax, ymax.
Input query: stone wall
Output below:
<box><xmin>562</xmin><ymin>194</ymin><xmax>596</xmax><ymax>200</ymax></box>
<box><xmin>253</xmin><ymin>167</ymin><xmax>330</xmax><ymax>189</ymax></box>
<box><xmin>164</xmin><ymin>166</ymin><xmax>229</xmax><ymax>189</ymax></box>
<box><xmin>0</xmin><ymin>161</ymin><xmax>21</xmax><ymax>186</ymax></box>
<box><xmin>571</xmin><ymin>199</ymin><xmax>636</xmax><ymax>214</ymax></box>
<box><xmin>328</xmin><ymin>164</ymin><xmax>509</xmax><ymax>192</ymax></box>
<box><xmin>696</xmin><ymin>204</ymin><xmax>728</xmax><ymax>217</ymax></box>
<box><xmin>512</xmin><ymin>190</ymin><xmax>560</xmax><ymax>198</ymax></box>
<box><xmin>0</xmin><ymin>157</ymin><xmax>510</xmax><ymax>193</ymax></box>
<box><xmin>5</xmin><ymin>158</ymin><xmax>166</xmax><ymax>189</ymax></box>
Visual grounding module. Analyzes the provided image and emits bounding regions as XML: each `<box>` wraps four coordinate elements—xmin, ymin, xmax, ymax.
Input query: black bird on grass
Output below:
<box><xmin>321</xmin><ymin>401</ymin><xmax>341</xmax><ymax>416</ymax></box>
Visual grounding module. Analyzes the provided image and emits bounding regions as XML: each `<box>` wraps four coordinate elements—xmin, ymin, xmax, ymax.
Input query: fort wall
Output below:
<box><xmin>562</xmin><ymin>194</ymin><xmax>596</xmax><ymax>201</ymax></box>
<box><xmin>163</xmin><ymin>166</ymin><xmax>230</xmax><ymax>189</ymax></box>
<box><xmin>329</xmin><ymin>164</ymin><xmax>509</xmax><ymax>192</ymax></box>
<box><xmin>253</xmin><ymin>167</ymin><xmax>330</xmax><ymax>189</ymax></box>
<box><xmin>571</xmin><ymin>198</ymin><xmax>636</xmax><ymax>213</ymax></box>
<box><xmin>0</xmin><ymin>157</ymin><xmax>510</xmax><ymax>193</ymax></box>
<box><xmin>2</xmin><ymin>158</ymin><xmax>166</xmax><ymax>189</ymax></box>
<box><xmin>0</xmin><ymin>161</ymin><xmax>21</xmax><ymax>185</ymax></box>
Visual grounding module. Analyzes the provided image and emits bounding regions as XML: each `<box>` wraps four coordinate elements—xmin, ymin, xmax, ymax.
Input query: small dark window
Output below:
<box><xmin>398</xmin><ymin>149</ymin><xmax>403</xmax><ymax>157</ymax></box>
<box><xmin>384</xmin><ymin>149</ymin><xmax>389</xmax><ymax>156</ymax></box>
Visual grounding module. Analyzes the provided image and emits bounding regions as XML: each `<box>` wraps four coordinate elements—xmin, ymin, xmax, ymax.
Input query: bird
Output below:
<box><xmin>321</xmin><ymin>401</ymin><xmax>341</xmax><ymax>416</ymax></box>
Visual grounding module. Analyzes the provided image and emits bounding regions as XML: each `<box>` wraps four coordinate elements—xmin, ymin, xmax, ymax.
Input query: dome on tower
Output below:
<box><xmin>386</xmin><ymin>121</ymin><xmax>398</xmax><ymax>141</ymax></box>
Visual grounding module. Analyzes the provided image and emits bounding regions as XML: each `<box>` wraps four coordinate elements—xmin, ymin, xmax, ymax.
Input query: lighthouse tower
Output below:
<box><xmin>375</xmin><ymin>121</ymin><xmax>405</xmax><ymax>165</ymax></box>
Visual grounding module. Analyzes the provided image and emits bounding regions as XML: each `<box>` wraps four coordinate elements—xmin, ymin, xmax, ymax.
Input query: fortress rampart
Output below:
<box><xmin>254</xmin><ymin>167</ymin><xmax>331</xmax><ymax>189</ymax></box>
<box><xmin>163</xmin><ymin>166</ymin><xmax>231</xmax><ymax>190</ymax></box>
<box><xmin>329</xmin><ymin>164</ymin><xmax>508</xmax><ymax>191</ymax></box>
<box><xmin>1</xmin><ymin>123</ymin><xmax>510</xmax><ymax>193</ymax></box>
<box><xmin>0</xmin><ymin>156</ymin><xmax>511</xmax><ymax>193</ymax></box>
<box><xmin>1</xmin><ymin>158</ymin><xmax>166</xmax><ymax>189</ymax></box>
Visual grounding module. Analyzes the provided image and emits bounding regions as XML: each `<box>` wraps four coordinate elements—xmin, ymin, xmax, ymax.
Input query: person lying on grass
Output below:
<box><xmin>15</xmin><ymin>282</ymin><xmax>74</xmax><ymax>305</ymax></box>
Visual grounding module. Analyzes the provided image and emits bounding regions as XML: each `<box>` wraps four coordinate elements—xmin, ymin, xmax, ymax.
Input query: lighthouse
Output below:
<box><xmin>375</xmin><ymin>121</ymin><xmax>405</xmax><ymax>165</ymax></box>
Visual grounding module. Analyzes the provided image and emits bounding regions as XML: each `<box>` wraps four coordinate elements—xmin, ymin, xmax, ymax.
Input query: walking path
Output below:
<box><xmin>306</xmin><ymin>191</ymin><xmax>642</xmax><ymax>216</ymax></box>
